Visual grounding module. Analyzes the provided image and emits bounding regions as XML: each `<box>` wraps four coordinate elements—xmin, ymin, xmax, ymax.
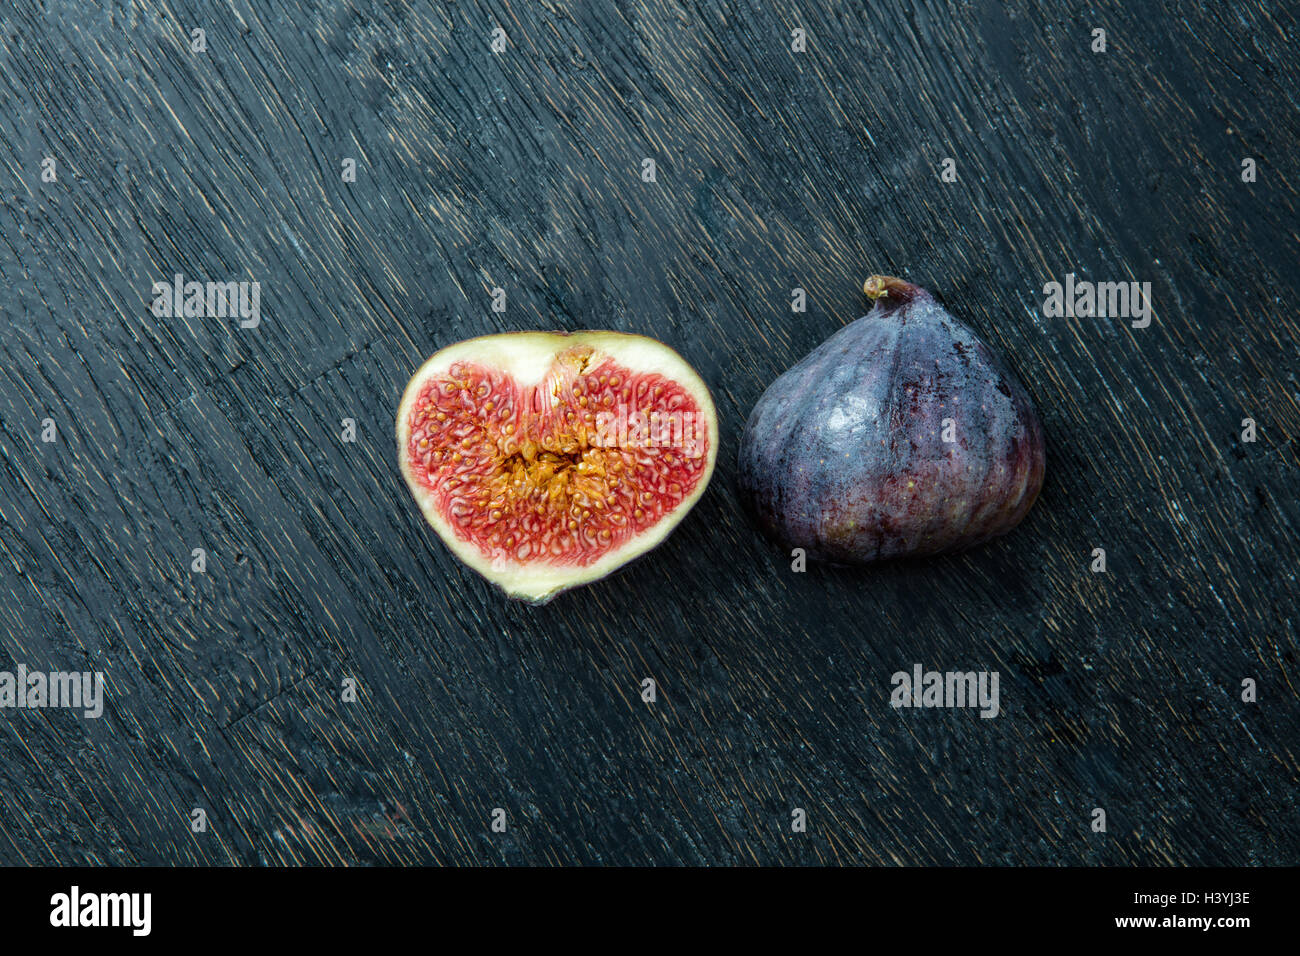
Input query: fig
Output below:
<box><xmin>738</xmin><ymin>275</ymin><xmax>1046</xmax><ymax>564</ymax></box>
<box><xmin>398</xmin><ymin>331</ymin><xmax>718</xmax><ymax>603</ymax></box>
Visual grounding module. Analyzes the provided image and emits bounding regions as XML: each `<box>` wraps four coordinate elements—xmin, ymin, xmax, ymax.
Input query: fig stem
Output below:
<box><xmin>862</xmin><ymin>274</ymin><xmax>920</xmax><ymax>304</ymax></box>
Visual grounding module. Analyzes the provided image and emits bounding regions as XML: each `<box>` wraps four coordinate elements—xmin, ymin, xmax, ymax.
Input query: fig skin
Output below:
<box><xmin>737</xmin><ymin>276</ymin><xmax>1046</xmax><ymax>564</ymax></box>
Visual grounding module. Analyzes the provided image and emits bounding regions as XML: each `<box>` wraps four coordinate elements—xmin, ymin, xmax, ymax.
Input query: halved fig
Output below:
<box><xmin>397</xmin><ymin>331</ymin><xmax>718</xmax><ymax>604</ymax></box>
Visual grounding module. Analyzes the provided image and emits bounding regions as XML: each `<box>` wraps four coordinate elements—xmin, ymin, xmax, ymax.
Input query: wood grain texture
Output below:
<box><xmin>0</xmin><ymin>0</ymin><xmax>1296</xmax><ymax>865</ymax></box>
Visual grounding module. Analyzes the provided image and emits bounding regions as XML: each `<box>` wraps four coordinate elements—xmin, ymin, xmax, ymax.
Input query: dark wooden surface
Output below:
<box><xmin>1</xmin><ymin>0</ymin><xmax>1297</xmax><ymax>866</ymax></box>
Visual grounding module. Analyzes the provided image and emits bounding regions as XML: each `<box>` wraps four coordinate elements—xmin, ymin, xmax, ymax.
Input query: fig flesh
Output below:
<box><xmin>738</xmin><ymin>276</ymin><xmax>1045</xmax><ymax>564</ymax></box>
<box><xmin>398</xmin><ymin>331</ymin><xmax>718</xmax><ymax>603</ymax></box>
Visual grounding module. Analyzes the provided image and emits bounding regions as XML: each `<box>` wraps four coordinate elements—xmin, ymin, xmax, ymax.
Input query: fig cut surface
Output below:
<box><xmin>398</xmin><ymin>331</ymin><xmax>718</xmax><ymax>603</ymax></box>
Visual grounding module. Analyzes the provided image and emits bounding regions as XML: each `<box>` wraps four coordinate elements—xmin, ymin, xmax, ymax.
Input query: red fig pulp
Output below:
<box><xmin>738</xmin><ymin>276</ymin><xmax>1046</xmax><ymax>564</ymax></box>
<box><xmin>398</xmin><ymin>332</ymin><xmax>718</xmax><ymax>603</ymax></box>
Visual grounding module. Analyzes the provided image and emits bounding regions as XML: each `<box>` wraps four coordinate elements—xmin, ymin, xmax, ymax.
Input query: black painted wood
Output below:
<box><xmin>0</xmin><ymin>0</ymin><xmax>1296</xmax><ymax>865</ymax></box>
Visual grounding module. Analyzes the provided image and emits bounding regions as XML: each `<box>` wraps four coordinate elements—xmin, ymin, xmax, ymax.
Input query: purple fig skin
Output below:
<box><xmin>738</xmin><ymin>276</ymin><xmax>1046</xmax><ymax>564</ymax></box>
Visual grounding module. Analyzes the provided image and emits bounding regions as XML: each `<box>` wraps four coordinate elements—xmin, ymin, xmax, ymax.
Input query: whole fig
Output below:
<box><xmin>738</xmin><ymin>275</ymin><xmax>1046</xmax><ymax>564</ymax></box>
